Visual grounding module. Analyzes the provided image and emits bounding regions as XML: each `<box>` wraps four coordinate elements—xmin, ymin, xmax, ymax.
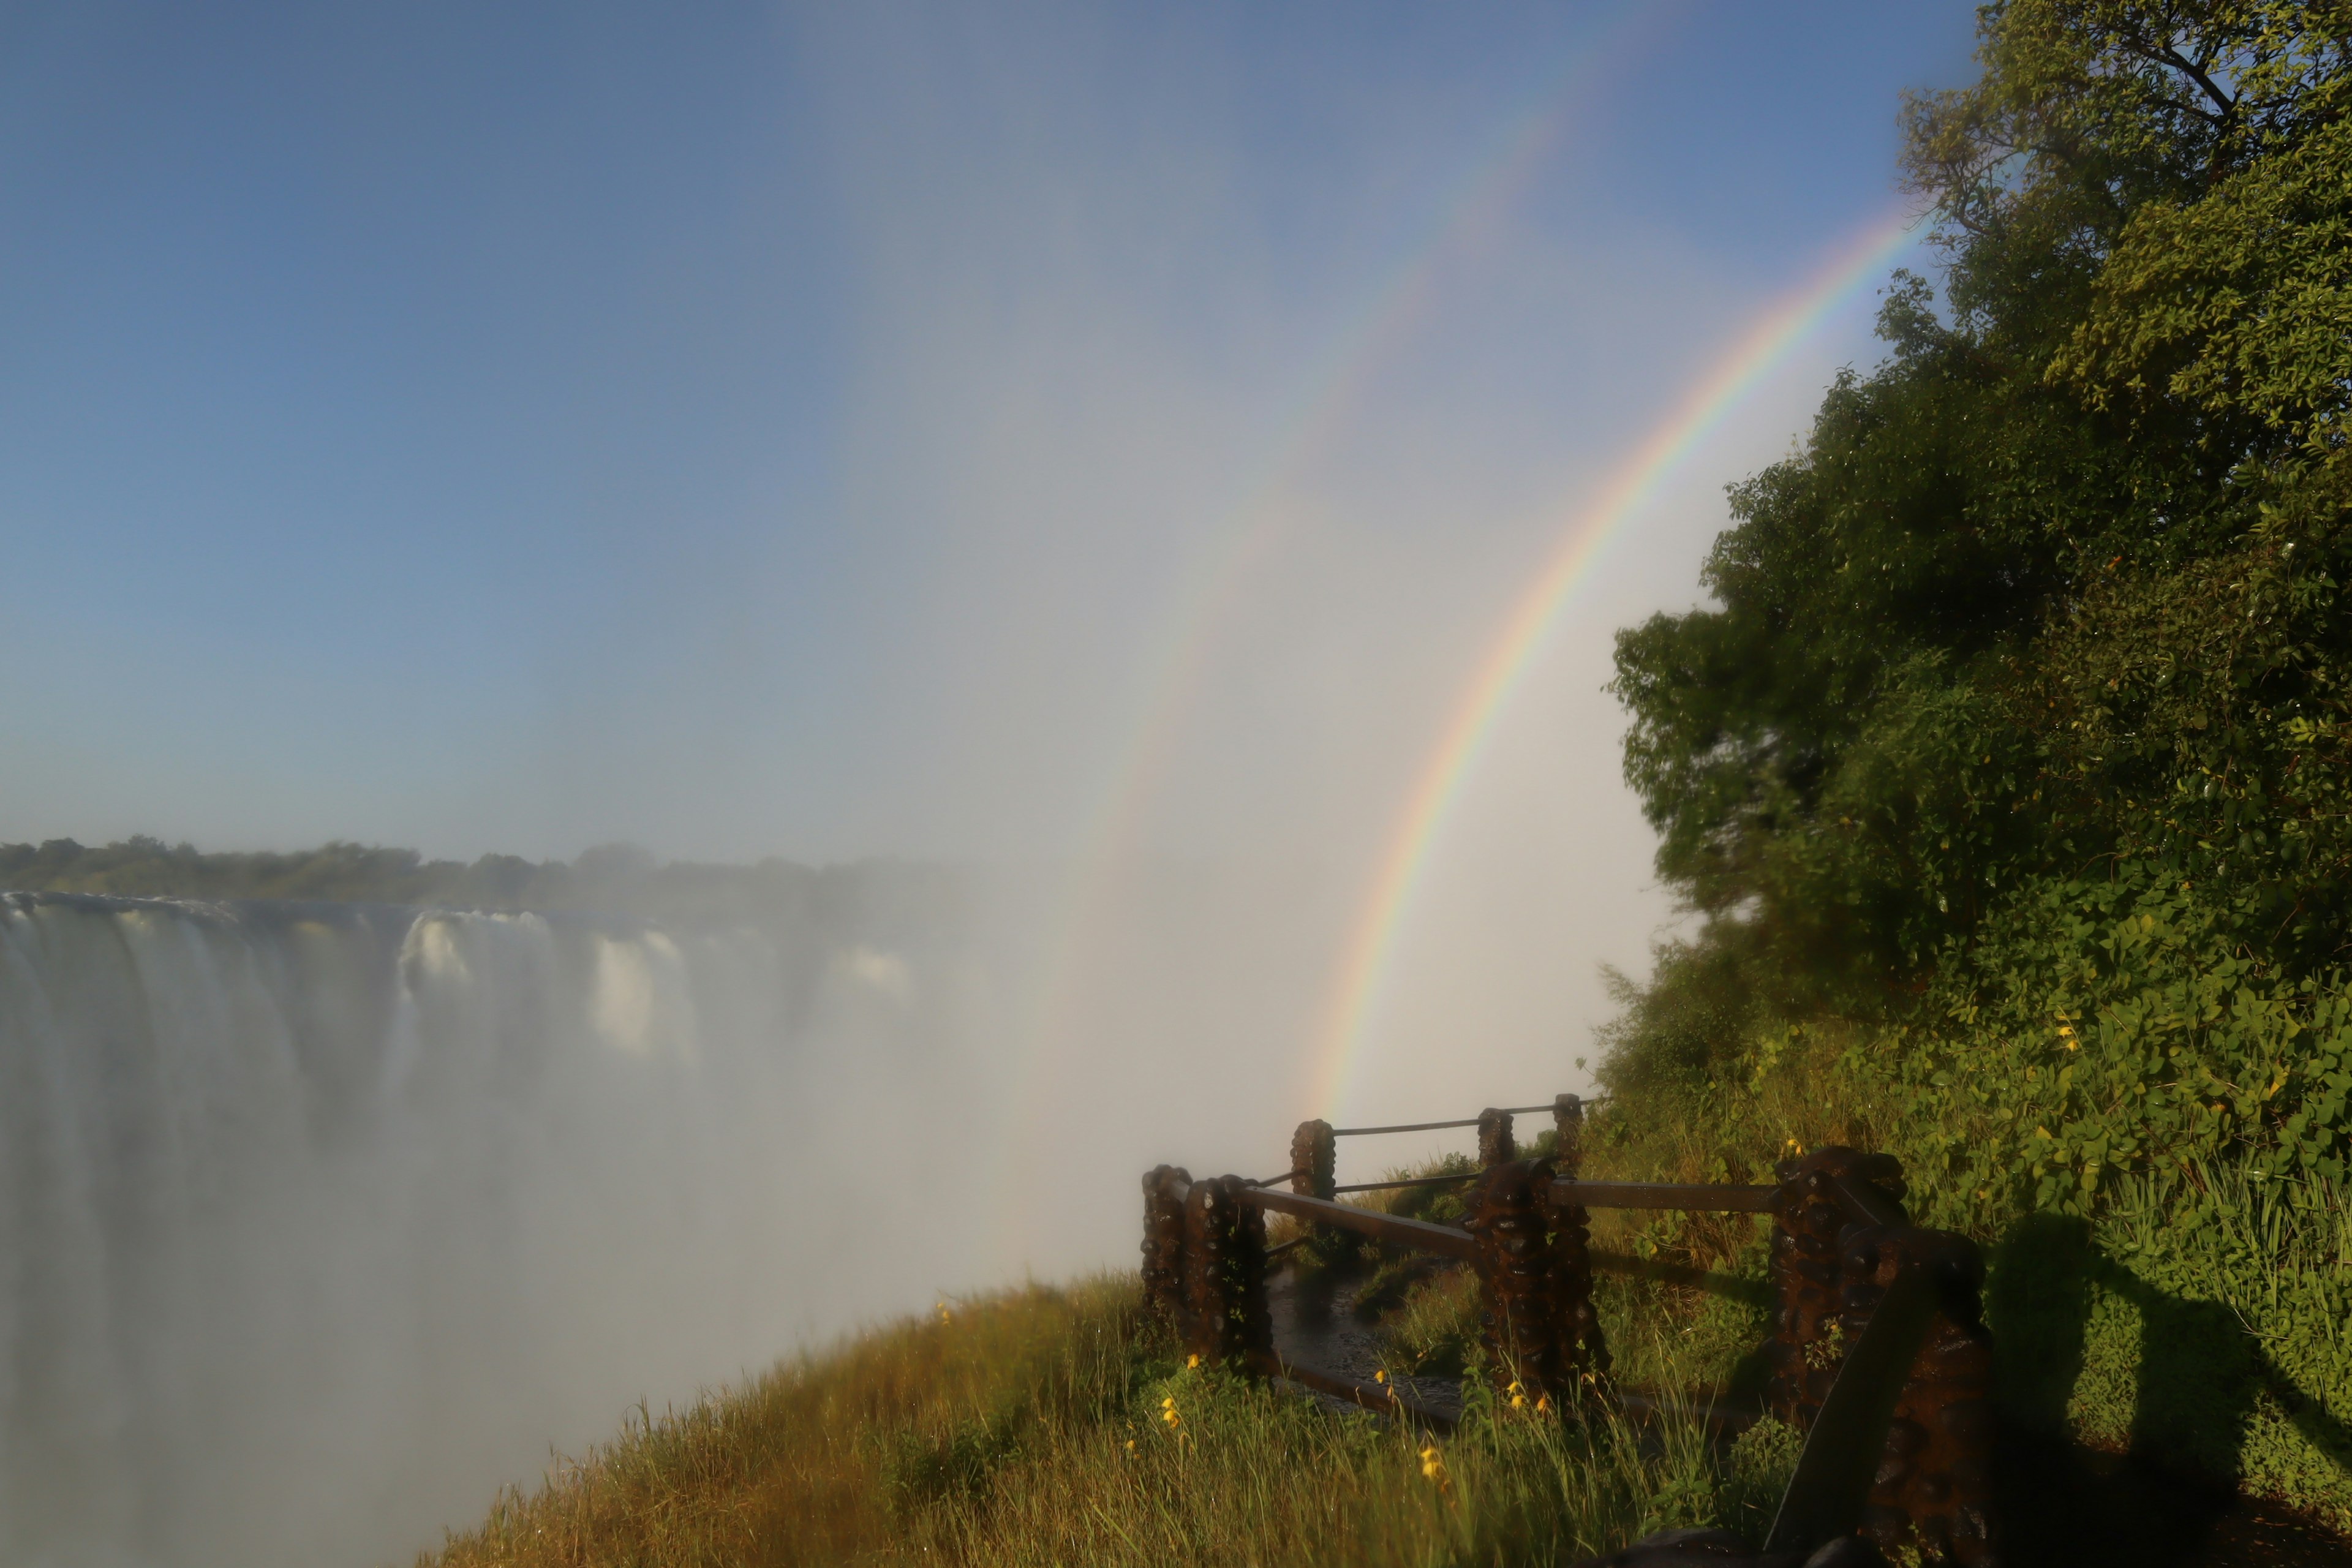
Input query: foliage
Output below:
<box><xmin>1606</xmin><ymin>0</ymin><xmax>2352</xmax><ymax>1205</ymax></box>
<box><xmin>1989</xmin><ymin>1160</ymin><xmax>2352</xmax><ymax>1528</ymax></box>
<box><xmin>1722</xmin><ymin>1418</ymin><xmax>1804</xmax><ymax>1540</ymax></box>
<box><xmin>422</xmin><ymin>1277</ymin><xmax>1763</xmax><ymax>1568</ymax></box>
<box><xmin>1581</xmin><ymin>1059</ymin><xmax>2352</xmax><ymax>1526</ymax></box>
<box><xmin>0</xmin><ymin>834</ymin><xmax>962</xmax><ymax>930</ymax></box>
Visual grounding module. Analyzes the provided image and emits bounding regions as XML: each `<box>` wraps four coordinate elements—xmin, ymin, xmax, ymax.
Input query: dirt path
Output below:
<box><xmin>1264</xmin><ymin>1261</ymin><xmax>1463</xmax><ymax>1422</ymax></box>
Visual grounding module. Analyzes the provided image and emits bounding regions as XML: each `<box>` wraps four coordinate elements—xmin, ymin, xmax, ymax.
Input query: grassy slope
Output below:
<box><xmin>420</xmin><ymin>1085</ymin><xmax>2352</xmax><ymax>1562</ymax></box>
<box><xmin>418</xmin><ymin>1253</ymin><xmax>1797</xmax><ymax>1567</ymax></box>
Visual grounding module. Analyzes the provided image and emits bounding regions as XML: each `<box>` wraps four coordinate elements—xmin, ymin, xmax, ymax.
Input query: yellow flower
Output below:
<box><xmin>1125</xmin><ymin>1438</ymin><xmax>1137</xmax><ymax>1454</ymax></box>
<box><xmin>1510</xmin><ymin>1393</ymin><xmax>1526</xmax><ymax>1409</ymax></box>
<box><xmin>1374</xmin><ymin>1368</ymin><xmax>1388</xmax><ymax>1384</ymax></box>
<box><xmin>1161</xmin><ymin>1408</ymin><xmax>1180</xmax><ymax>1427</ymax></box>
<box><xmin>1535</xmin><ymin>1395</ymin><xmax>1551</xmax><ymax>1414</ymax></box>
<box><xmin>1186</xmin><ymin>1354</ymin><xmax>1200</xmax><ymax>1370</ymax></box>
<box><xmin>1418</xmin><ymin>1442</ymin><xmax>1451</xmax><ymax>1489</ymax></box>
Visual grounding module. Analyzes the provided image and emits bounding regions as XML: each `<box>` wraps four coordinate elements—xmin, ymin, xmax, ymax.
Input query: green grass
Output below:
<box><xmin>416</xmin><ymin>1102</ymin><xmax>2352</xmax><ymax>1564</ymax></box>
<box><xmin>1583</xmin><ymin>1028</ymin><xmax>2352</xmax><ymax>1536</ymax></box>
<box><xmin>418</xmin><ymin>1272</ymin><xmax>1777</xmax><ymax>1568</ymax></box>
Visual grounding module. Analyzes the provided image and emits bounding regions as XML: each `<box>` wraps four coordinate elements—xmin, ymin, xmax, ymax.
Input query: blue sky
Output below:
<box><xmin>0</xmin><ymin>1</ymin><xmax>1980</xmax><ymax>867</ymax></box>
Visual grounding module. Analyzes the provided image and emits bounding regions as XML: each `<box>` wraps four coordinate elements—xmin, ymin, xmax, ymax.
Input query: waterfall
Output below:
<box><xmin>0</xmin><ymin>889</ymin><xmax>1009</xmax><ymax>1567</ymax></box>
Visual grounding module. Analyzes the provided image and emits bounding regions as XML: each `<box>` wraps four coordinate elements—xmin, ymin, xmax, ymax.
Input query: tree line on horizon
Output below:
<box><xmin>0</xmin><ymin>834</ymin><xmax>966</xmax><ymax>929</ymax></box>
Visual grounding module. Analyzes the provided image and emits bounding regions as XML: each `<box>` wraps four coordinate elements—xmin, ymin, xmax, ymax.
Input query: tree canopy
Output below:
<box><xmin>1607</xmin><ymin>0</ymin><xmax>2352</xmax><ymax>1209</ymax></box>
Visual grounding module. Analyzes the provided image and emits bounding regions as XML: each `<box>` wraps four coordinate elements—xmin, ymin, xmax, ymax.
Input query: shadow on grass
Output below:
<box><xmin>1986</xmin><ymin>1213</ymin><xmax>2352</xmax><ymax>1567</ymax></box>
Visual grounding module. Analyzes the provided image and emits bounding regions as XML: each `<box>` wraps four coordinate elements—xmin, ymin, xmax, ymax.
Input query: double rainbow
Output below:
<box><xmin>983</xmin><ymin>13</ymin><xmax>1921</xmax><ymax>1234</ymax></box>
<box><xmin>989</xmin><ymin>6</ymin><xmax>1664</xmax><ymax>1229</ymax></box>
<box><xmin>1302</xmin><ymin>208</ymin><xmax>1922</xmax><ymax>1119</ymax></box>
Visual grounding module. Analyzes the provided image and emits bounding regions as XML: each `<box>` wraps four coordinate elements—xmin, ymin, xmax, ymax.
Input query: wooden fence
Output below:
<box><xmin>1140</xmin><ymin>1095</ymin><xmax>1995</xmax><ymax>1568</ymax></box>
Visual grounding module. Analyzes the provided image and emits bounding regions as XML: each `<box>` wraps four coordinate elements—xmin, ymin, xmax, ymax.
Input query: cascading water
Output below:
<box><xmin>0</xmin><ymin>888</ymin><xmax>1012</xmax><ymax>1568</ymax></box>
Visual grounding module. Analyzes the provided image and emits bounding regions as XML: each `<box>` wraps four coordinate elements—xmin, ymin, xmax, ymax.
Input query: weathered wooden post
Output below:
<box><xmin>1180</xmin><ymin>1175</ymin><xmax>1272</xmax><ymax>1366</ymax></box>
<box><xmin>1768</xmin><ymin>1146</ymin><xmax>1906</xmax><ymax>1427</ymax></box>
<box><xmin>1464</xmin><ymin>1158</ymin><xmax>1603</xmax><ymax>1409</ymax></box>
<box><xmin>1476</xmin><ymin>1106</ymin><xmax>1516</xmax><ymax>1167</ymax></box>
<box><xmin>1552</xmin><ymin>1092</ymin><xmax>1584</xmax><ymax>1174</ymax></box>
<box><xmin>1140</xmin><ymin>1165</ymin><xmax>1191</xmax><ymax>1325</ymax></box>
<box><xmin>1547</xmin><ymin>1093</ymin><xmax>1600</xmax><ymax>1374</ymax></box>
<box><xmin>1839</xmin><ymin>1224</ymin><xmax>1997</xmax><ymax>1567</ymax></box>
<box><xmin>1290</xmin><ymin>1118</ymin><xmax>1336</xmax><ymax>1200</ymax></box>
<box><xmin>1768</xmin><ymin>1147</ymin><xmax>1996</xmax><ymax>1567</ymax></box>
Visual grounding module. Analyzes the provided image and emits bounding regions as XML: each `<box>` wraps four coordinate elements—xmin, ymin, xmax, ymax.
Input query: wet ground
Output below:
<box><xmin>1265</xmin><ymin>1258</ymin><xmax>1462</xmax><ymax>1422</ymax></box>
<box><xmin>1260</xmin><ymin>1261</ymin><xmax>2352</xmax><ymax>1567</ymax></box>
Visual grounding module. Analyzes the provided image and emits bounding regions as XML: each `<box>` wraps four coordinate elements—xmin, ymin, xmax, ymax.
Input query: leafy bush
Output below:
<box><xmin>1595</xmin><ymin>1</ymin><xmax>2352</xmax><ymax>1517</ymax></box>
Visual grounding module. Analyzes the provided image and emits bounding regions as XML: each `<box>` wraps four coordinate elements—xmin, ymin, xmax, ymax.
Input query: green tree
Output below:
<box><xmin>1605</xmin><ymin>0</ymin><xmax>2352</xmax><ymax>1207</ymax></box>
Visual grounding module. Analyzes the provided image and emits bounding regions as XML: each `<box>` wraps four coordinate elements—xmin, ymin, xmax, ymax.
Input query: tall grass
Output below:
<box><xmin>420</xmin><ymin>1274</ymin><xmax>1776</xmax><ymax>1568</ymax></box>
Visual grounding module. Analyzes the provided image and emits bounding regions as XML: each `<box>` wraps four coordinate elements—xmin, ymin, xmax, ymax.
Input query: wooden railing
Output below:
<box><xmin>1140</xmin><ymin>1095</ymin><xmax>1996</xmax><ymax>1567</ymax></box>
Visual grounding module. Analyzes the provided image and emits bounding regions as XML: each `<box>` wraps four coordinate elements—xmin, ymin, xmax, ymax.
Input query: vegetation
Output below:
<box><xmin>1599</xmin><ymin>0</ymin><xmax>2352</xmax><ymax>1522</ymax></box>
<box><xmin>0</xmin><ymin>835</ymin><xmax>963</xmax><ymax>928</ymax></box>
<box><xmin>93</xmin><ymin>1</ymin><xmax>2352</xmax><ymax>1555</ymax></box>
<box><xmin>417</xmin><ymin>1276</ymin><xmax>1786</xmax><ymax>1568</ymax></box>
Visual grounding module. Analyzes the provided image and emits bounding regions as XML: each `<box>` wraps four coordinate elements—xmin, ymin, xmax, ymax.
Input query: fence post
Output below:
<box><xmin>1291</xmin><ymin>1119</ymin><xmax>1336</xmax><ymax>1200</ymax></box>
<box><xmin>1768</xmin><ymin>1148</ymin><xmax>1994</xmax><ymax>1566</ymax></box>
<box><xmin>1544</xmin><ymin>1095</ymin><xmax>1594</xmax><ymax>1378</ymax></box>
<box><xmin>1476</xmin><ymin>1106</ymin><xmax>1516</xmax><ymax>1167</ymax></box>
<box><xmin>1180</xmin><ymin>1175</ymin><xmax>1272</xmax><ymax>1366</ymax></box>
<box><xmin>1464</xmin><ymin>1158</ymin><xmax>1602</xmax><ymax>1409</ymax></box>
<box><xmin>1839</xmin><ymin>1225</ymin><xmax>1997</xmax><ymax>1568</ymax></box>
<box><xmin>1552</xmin><ymin>1093</ymin><xmax>1583</xmax><ymax>1175</ymax></box>
<box><xmin>1766</xmin><ymin>1146</ymin><xmax>1907</xmax><ymax>1429</ymax></box>
<box><xmin>1140</xmin><ymin>1165</ymin><xmax>1191</xmax><ymax>1325</ymax></box>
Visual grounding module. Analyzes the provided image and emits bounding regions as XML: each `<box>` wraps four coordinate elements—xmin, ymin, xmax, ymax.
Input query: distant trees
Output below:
<box><xmin>0</xmin><ymin>837</ymin><xmax>448</xmax><ymax>903</ymax></box>
<box><xmin>0</xmin><ymin>836</ymin><xmax>940</xmax><ymax>930</ymax></box>
<box><xmin>1605</xmin><ymin>0</ymin><xmax>2352</xmax><ymax>1209</ymax></box>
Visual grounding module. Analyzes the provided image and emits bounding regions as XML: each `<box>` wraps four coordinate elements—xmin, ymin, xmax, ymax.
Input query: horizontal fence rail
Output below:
<box><xmin>1232</xmin><ymin>1185</ymin><xmax>1478</xmax><ymax>1261</ymax></box>
<box><xmin>1329</xmin><ymin>1104</ymin><xmax>1572</xmax><ymax>1137</ymax></box>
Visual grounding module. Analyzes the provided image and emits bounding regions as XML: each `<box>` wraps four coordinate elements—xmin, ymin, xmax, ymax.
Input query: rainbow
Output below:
<box><xmin>1301</xmin><ymin>207</ymin><xmax>1922</xmax><ymax>1120</ymax></box>
<box><xmin>982</xmin><ymin>4</ymin><xmax>1669</xmax><ymax>1242</ymax></box>
<box><xmin>1031</xmin><ymin>0</ymin><xmax>1665</xmax><ymax>947</ymax></box>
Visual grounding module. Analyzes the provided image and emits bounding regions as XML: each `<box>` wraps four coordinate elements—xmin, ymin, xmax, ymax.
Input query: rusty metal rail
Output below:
<box><xmin>1235</xmin><ymin>1184</ymin><xmax>1477</xmax><ymax>1260</ymax></box>
<box><xmin>1330</xmin><ymin>1102</ymin><xmax>1571</xmax><ymax>1137</ymax></box>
